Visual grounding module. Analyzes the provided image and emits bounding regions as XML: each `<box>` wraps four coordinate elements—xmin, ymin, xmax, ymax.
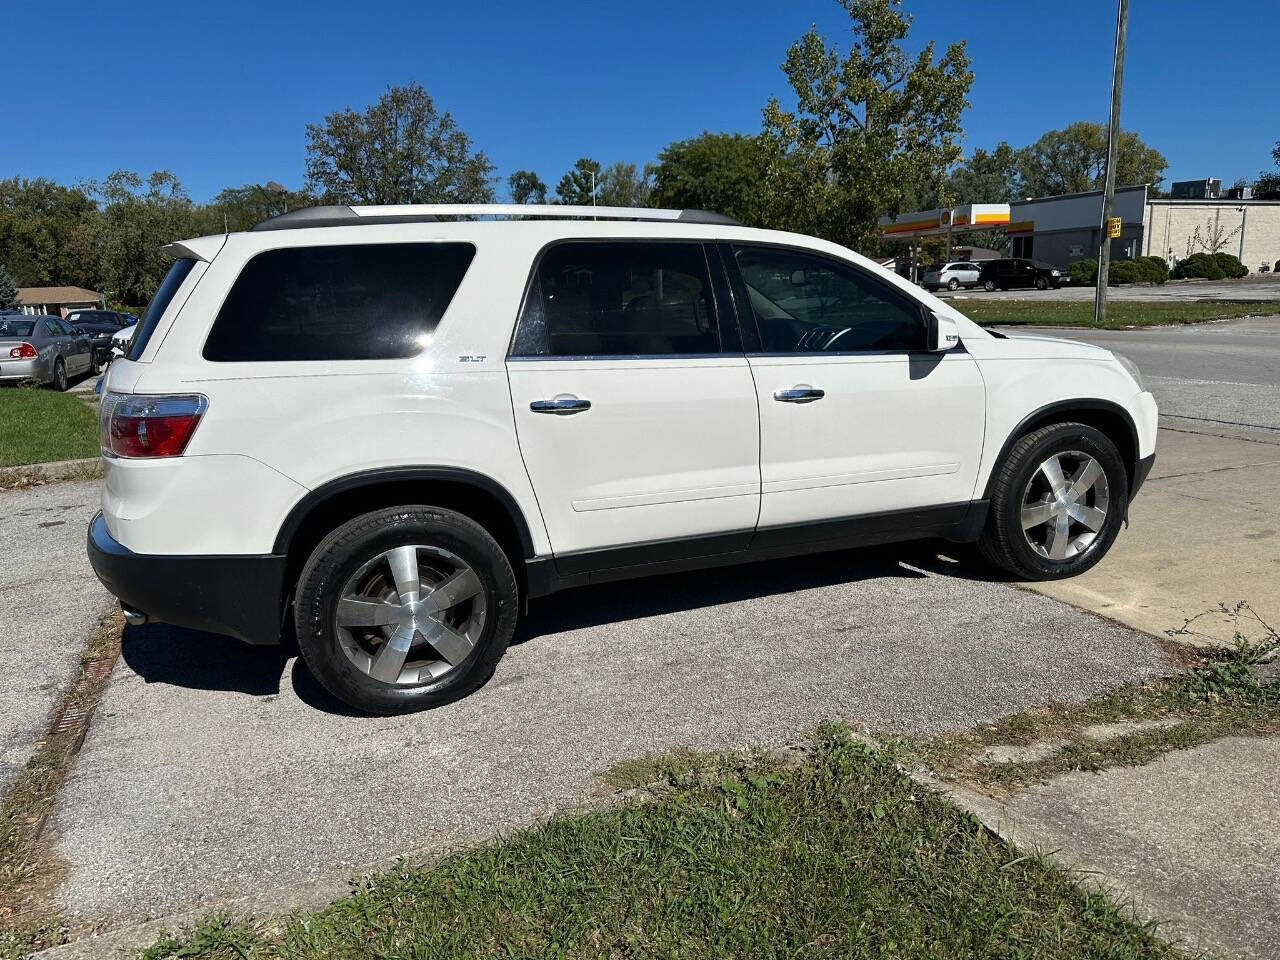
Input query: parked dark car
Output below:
<box><xmin>66</xmin><ymin>309</ymin><xmax>134</xmax><ymax>372</ymax></box>
<box><xmin>977</xmin><ymin>258</ymin><xmax>1064</xmax><ymax>292</ymax></box>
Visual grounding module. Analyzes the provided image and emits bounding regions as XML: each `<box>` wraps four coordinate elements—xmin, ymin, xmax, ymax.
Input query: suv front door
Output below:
<box><xmin>506</xmin><ymin>240</ymin><xmax>760</xmax><ymax>565</ymax></box>
<box><xmin>725</xmin><ymin>244</ymin><xmax>986</xmax><ymax>541</ymax></box>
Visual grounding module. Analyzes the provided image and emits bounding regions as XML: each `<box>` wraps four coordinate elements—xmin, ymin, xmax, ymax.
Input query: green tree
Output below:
<box><xmin>757</xmin><ymin>0</ymin><xmax>974</xmax><ymax>251</ymax></box>
<box><xmin>0</xmin><ymin>262</ymin><xmax>17</xmax><ymax>310</ymax></box>
<box><xmin>650</xmin><ymin>133</ymin><xmax>768</xmax><ymax>223</ymax></box>
<box><xmin>92</xmin><ymin>170</ymin><xmax>200</xmax><ymax>308</ymax></box>
<box><xmin>949</xmin><ymin>142</ymin><xmax>1020</xmax><ymax>204</ymax></box>
<box><xmin>554</xmin><ymin>158</ymin><xmax>603</xmax><ymax>205</ymax></box>
<box><xmin>507</xmin><ymin>170</ymin><xmax>547</xmax><ymax>205</ymax></box>
<box><xmin>595</xmin><ymin>162</ymin><xmax>654</xmax><ymax>207</ymax></box>
<box><xmin>305</xmin><ymin>82</ymin><xmax>495</xmax><ymax>204</ymax></box>
<box><xmin>0</xmin><ymin>177</ymin><xmax>100</xmax><ymax>288</ymax></box>
<box><xmin>198</xmin><ymin>183</ymin><xmax>314</xmax><ymax>232</ymax></box>
<box><xmin>1255</xmin><ymin>140</ymin><xmax>1280</xmax><ymax>200</ymax></box>
<box><xmin>1016</xmin><ymin>121</ymin><xmax>1167</xmax><ymax>197</ymax></box>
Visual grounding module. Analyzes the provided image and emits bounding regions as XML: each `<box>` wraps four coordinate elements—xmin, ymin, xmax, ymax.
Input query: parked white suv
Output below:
<box><xmin>88</xmin><ymin>204</ymin><xmax>1157</xmax><ymax>714</ymax></box>
<box><xmin>922</xmin><ymin>260</ymin><xmax>981</xmax><ymax>291</ymax></box>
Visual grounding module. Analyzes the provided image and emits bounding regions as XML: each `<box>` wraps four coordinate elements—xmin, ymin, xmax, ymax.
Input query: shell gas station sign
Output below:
<box><xmin>879</xmin><ymin>203</ymin><xmax>1014</xmax><ymax>238</ymax></box>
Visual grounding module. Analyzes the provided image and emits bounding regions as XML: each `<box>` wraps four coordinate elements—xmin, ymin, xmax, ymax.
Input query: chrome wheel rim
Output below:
<box><xmin>335</xmin><ymin>545</ymin><xmax>486</xmax><ymax>685</ymax></box>
<box><xmin>1021</xmin><ymin>450</ymin><xmax>1110</xmax><ymax>562</ymax></box>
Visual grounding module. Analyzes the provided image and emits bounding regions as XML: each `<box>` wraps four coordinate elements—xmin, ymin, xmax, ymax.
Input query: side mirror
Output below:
<box><xmin>927</xmin><ymin>311</ymin><xmax>961</xmax><ymax>352</ymax></box>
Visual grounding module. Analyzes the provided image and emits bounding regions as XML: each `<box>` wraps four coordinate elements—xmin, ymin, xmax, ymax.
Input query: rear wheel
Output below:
<box><xmin>294</xmin><ymin>505</ymin><xmax>519</xmax><ymax>714</ymax></box>
<box><xmin>980</xmin><ymin>422</ymin><xmax>1128</xmax><ymax>580</ymax></box>
<box><xmin>51</xmin><ymin>359</ymin><xmax>69</xmax><ymax>391</ymax></box>
<box><xmin>983</xmin><ymin>279</ymin><xmax>997</xmax><ymax>291</ymax></box>
<box><xmin>947</xmin><ymin>277</ymin><xmax>960</xmax><ymax>291</ymax></box>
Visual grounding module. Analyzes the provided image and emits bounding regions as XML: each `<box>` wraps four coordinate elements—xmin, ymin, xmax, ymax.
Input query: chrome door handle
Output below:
<box><xmin>530</xmin><ymin>397</ymin><xmax>591</xmax><ymax>415</ymax></box>
<box><xmin>773</xmin><ymin>387</ymin><xmax>825</xmax><ymax>404</ymax></box>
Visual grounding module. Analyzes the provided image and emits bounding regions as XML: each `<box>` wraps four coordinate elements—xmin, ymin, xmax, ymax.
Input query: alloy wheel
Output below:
<box><xmin>1020</xmin><ymin>450</ymin><xmax>1110</xmax><ymax>562</ymax></box>
<box><xmin>335</xmin><ymin>545</ymin><xmax>486</xmax><ymax>685</ymax></box>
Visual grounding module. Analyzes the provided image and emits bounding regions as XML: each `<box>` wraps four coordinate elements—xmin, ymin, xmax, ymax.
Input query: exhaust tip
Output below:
<box><xmin>120</xmin><ymin>604</ymin><xmax>148</xmax><ymax>627</ymax></box>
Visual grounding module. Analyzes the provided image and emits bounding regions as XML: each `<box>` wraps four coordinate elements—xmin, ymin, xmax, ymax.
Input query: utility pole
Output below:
<box><xmin>1094</xmin><ymin>0</ymin><xmax>1129</xmax><ymax>325</ymax></box>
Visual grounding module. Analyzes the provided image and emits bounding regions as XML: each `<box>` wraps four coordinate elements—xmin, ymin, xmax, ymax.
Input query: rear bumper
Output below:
<box><xmin>87</xmin><ymin>512</ymin><xmax>287</xmax><ymax>645</ymax></box>
<box><xmin>0</xmin><ymin>357</ymin><xmax>48</xmax><ymax>383</ymax></box>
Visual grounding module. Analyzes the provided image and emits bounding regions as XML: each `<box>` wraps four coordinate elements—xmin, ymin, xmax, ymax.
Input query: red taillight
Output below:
<box><xmin>9</xmin><ymin>343</ymin><xmax>37</xmax><ymax>359</ymax></box>
<box><xmin>100</xmin><ymin>393</ymin><xmax>207</xmax><ymax>459</ymax></box>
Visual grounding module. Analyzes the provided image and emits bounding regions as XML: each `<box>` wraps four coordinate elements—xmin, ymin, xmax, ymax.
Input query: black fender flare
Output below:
<box><xmin>982</xmin><ymin>399</ymin><xmax>1140</xmax><ymax>499</ymax></box>
<box><xmin>272</xmin><ymin>466</ymin><xmax>537</xmax><ymax>558</ymax></box>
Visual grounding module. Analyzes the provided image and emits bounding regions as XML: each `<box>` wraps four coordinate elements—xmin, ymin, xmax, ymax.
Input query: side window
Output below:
<box><xmin>510</xmin><ymin>241</ymin><xmax>719</xmax><ymax>357</ymax></box>
<box><xmin>732</xmin><ymin>245</ymin><xmax>926</xmax><ymax>353</ymax></box>
<box><xmin>203</xmin><ymin>243</ymin><xmax>475</xmax><ymax>362</ymax></box>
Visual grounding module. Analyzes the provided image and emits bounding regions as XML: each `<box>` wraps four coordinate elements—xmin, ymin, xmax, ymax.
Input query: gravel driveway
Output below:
<box><xmin>53</xmin><ymin>544</ymin><xmax>1169</xmax><ymax>924</ymax></box>
<box><xmin>0</xmin><ymin>480</ymin><xmax>109</xmax><ymax>792</ymax></box>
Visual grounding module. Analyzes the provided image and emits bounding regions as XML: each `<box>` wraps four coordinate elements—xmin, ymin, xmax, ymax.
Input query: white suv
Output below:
<box><xmin>922</xmin><ymin>261</ymin><xmax>981</xmax><ymax>291</ymax></box>
<box><xmin>88</xmin><ymin>204</ymin><xmax>1157</xmax><ymax>714</ymax></box>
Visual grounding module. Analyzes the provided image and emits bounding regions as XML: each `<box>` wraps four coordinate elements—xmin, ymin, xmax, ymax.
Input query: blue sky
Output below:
<box><xmin>9</xmin><ymin>0</ymin><xmax>1277</xmax><ymax>202</ymax></box>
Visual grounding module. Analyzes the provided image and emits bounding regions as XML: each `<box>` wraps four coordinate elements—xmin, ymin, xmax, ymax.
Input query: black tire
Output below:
<box><xmin>947</xmin><ymin>277</ymin><xmax>960</xmax><ymax>291</ymax></box>
<box><xmin>51</xmin><ymin>359</ymin><xmax>69</xmax><ymax>391</ymax></box>
<box><xmin>294</xmin><ymin>505</ymin><xmax>519</xmax><ymax>714</ymax></box>
<box><xmin>89</xmin><ymin>353</ymin><xmax>103</xmax><ymax>376</ymax></box>
<box><xmin>979</xmin><ymin>422</ymin><xmax>1129</xmax><ymax>581</ymax></box>
<box><xmin>1035</xmin><ymin>277</ymin><xmax>1049</xmax><ymax>290</ymax></box>
<box><xmin>983</xmin><ymin>279</ymin><xmax>997</xmax><ymax>291</ymax></box>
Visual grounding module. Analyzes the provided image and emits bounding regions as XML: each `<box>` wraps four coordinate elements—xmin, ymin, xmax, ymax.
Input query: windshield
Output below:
<box><xmin>0</xmin><ymin>319</ymin><xmax>35</xmax><ymax>337</ymax></box>
<box><xmin>127</xmin><ymin>258</ymin><xmax>197</xmax><ymax>360</ymax></box>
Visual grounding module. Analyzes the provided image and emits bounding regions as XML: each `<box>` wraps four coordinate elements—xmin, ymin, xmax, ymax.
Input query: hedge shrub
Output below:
<box><xmin>1068</xmin><ymin>259</ymin><xmax>1098</xmax><ymax>285</ymax></box>
<box><xmin>1107</xmin><ymin>260</ymin><xmax>1141</xmax><ymax>285</ymax></box>
<box><xmin>1173</xmin><ymin>252</ymin><xmax>1225</xmax><ymax>280</ymax></box>
<box><xmin>1135</xmin><ymin>255</ymin><xmax>1169</xmax><ymax>284</ymax></box>
<box><xmin>1212</xmin><ymin>252</ymin><xmax>1248</xmax><ymax>278</ymax></box>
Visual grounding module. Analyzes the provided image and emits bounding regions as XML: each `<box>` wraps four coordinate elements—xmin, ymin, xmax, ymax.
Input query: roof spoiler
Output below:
<box><xmin>161</xmin><ymin>235</ymin><xmax>227</xmax><ymax>262</ymax></box>
<box><xmin>252</xmin><ymin>204</ymin><xmax>741</xmax><ymax>231</ymax></box>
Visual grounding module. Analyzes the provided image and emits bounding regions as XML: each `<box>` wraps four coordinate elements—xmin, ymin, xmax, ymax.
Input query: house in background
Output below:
<box><xmin>15</xmin><ymin>286</ymin><xmax>102</xmax><ymax>317</ymax></box>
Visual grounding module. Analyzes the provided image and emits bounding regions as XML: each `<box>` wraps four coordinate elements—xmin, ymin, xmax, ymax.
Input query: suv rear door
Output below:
<box><xmin>724</xmin><ymin>243</ymin><xmax>985</xmax><ymax>539</ymax></box>
<box><xmin>506</xmin><ymin>240</ymin><xmax>760</xmax><ymax>563</ymax></box>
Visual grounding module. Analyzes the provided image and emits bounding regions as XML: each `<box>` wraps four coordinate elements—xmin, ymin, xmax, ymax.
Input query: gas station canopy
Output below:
<box><xmin>879</xmin><ymin>203</ymin><xmax>1011</xmax><ymax>238</ymax></box>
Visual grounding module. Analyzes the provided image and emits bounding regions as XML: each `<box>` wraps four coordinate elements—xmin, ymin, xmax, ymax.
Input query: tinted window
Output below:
<box><xmin>733</xmin><ymin>246</ymin><xmax>926</xmax><ymax>353</ymax></box>
<box><xmin>129</xmin><ymin>258</ymin><xmax>197</xmax><ymax>360</ymax></box>
<box><xmin>511</xmin><ymin>241</ymin><xmax>719</xmax><ymax>357</ymax></box>
<box><xmin>0</xmin><ymin>319</ymin><xmax>35</xmax><ymax>337</ymax></box>
<box><xmin>204</xmin><ymin>243</ymin><xmax>475</xmax><ymax>362</ymax></box>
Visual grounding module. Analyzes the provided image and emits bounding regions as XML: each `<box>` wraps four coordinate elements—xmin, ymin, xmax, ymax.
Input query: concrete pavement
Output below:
<box><xmin>0</xmin><ymin>480</ymin><xmax>109</xmax><ymax>792</ymax></box>
<box><xmin>959</xmin><ymin>737</ymin><xmax>1280</xmax><ymax>960</ymax></box>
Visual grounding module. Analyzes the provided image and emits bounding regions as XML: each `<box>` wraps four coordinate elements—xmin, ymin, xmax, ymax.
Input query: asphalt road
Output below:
<box><xmin>942</xmin><ymin>273</ymin><xmax>1280</xmax><ymax>303</ymax></box>
<box><xmin>1000</xmin><ymin>314</ymin><xmax>1280</xmax><ymax>432</ymax></box>
<box><xmin>0</xmin><ymin>480</ymin><xmax>108</xmax><ymax>792</ymax></box>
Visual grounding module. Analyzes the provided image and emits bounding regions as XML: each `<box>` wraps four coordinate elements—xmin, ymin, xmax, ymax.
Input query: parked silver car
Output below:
<box><xmin>0</xmin><ymin>314</ymin><xmax>93</xmax><ymax>389</ymax></box>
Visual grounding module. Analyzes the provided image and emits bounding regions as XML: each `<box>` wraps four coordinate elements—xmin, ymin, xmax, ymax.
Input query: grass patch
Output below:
<box><xmin>909</xmin><ymin>608</ymin><xmax>1280</xmax><ymax>791</ymax></box>
<box><xmin>138</xmin><ymin>726</ymin><xmax>1187</xmax><ymax>960</ymax></box>
<box><xmin>0</xmin><ymin>609</ymin><xmax>122</xmax><ymax>954</ymax></box>
<box><xmin>0</xmin><ymin>386</ymin><xmax>99</xmax><ymax>467</ymax></box>
<box><xmin>959</xmin><ymin>299</ymin><xmax>1280</xmax><ymax>330</ymax></box>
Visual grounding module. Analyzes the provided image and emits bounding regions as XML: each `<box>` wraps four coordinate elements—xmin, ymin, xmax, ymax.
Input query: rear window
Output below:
<box><xmin>128</xmin><ymin>258</ymin><xmax>197</xmax><ymax>360</ymax></box>
<box><xmin>0</xmin><ymin>319</ymin><xmax>35</xmax><ymax>337</ymax></box>
<box><xmin>203</xmin><ymin>243</ymin><xmax>475</xmax><ymax>362</ymax></box>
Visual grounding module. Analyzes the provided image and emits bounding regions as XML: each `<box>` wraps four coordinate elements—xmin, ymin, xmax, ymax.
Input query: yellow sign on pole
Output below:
<box><xmin>1107</xmin><ymin>217</ymin><xmax>1122</xmax><ymax>239</ymax></box>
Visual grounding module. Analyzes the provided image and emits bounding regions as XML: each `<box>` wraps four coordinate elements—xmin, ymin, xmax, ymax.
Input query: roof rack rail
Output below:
<box><xmin>252</xmin><ymin>204</ymin><xmax>740</xmax><ymax>231</ymax></box>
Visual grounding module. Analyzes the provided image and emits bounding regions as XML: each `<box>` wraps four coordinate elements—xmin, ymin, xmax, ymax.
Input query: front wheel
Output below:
<box><xmin>294</xmin><ymin>505</ymin><xmax>519</xmax><ymax>714</ymax></box>
<box><xmin>1035</xmin><ymin>277</ymin><xmax>1050</xmax><ymax>290</ymax></box>
<box><xmin>980</xmin><ymin>422</ymin><xmax>1128</xmax><ymax>581</ymax></box>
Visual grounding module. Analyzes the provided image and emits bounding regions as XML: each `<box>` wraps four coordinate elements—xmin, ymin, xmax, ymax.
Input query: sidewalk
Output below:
<box><xmin>956</xmin><ymin>736</ymin><xmax>1280</xmax><ymax>960</ymax></box>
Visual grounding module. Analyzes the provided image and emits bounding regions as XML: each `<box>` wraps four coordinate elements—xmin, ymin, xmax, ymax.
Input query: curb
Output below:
<box><xmin>0</xmin><ymin>457</ymin><xmax>103</xmax><ymax>490</ymax></box>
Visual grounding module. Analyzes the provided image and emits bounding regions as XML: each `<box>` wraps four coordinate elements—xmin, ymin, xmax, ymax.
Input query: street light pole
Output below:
<box><xmin>1094</xmin><ymin>0</ymin><xmax>1129</xmax><ymax>326</ymax></box>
